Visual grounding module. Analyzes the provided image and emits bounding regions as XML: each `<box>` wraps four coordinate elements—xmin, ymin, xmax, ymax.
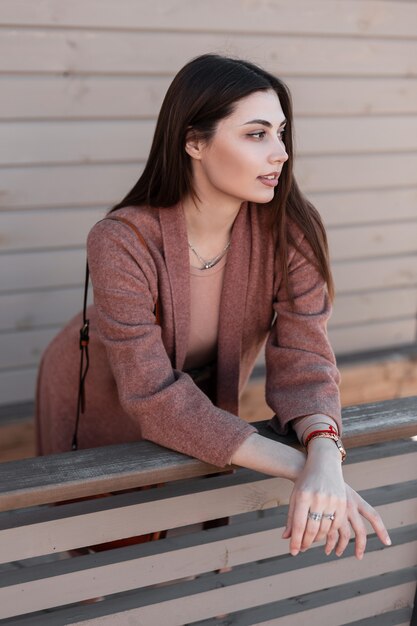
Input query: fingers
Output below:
<box><xmin>324</xmin><ymin>526</ymin><xmax>339</xmax><ymax>556</ymax></box>
<box><xmin>288</xmin><ymin>493</ymin><xmax>310</xmax><ymax>555</ymax></box>
<box><xmin>334</xmin><ymin>519</ymin><xmax>352</xmax><ymax>557</ymax></box>
<box><xmin>355</xmin><ymin>495</ymin><xmax>392</xmax><ymax>547</ymax></box>
<box><xmin>289</xmin><ymin>495</ymin><xmax>343</xmax><ymax>555</ymax></box>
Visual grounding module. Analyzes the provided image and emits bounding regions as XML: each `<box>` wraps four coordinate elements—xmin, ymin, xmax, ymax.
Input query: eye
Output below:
<box><xmin>247</xmin><ymin>131</ymin><xmax>265</xmax><ymax>140</ymax></box>
<box><xmin>278</xmin><ymin>127</ymin><xmax>286</xmax><ymax>140</ymax></box>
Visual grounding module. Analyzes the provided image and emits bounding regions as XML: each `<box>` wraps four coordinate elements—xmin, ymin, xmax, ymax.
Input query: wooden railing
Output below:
<box><xmin>0</xmin><ymin>396</ymin><xmax>416</xmax><ymax>624</ymax></box>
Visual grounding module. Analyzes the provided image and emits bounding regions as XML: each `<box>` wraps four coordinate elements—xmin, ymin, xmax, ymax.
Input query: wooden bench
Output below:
<box><xmin>0</xmin><ymin>396</ymin><xmax>416</xmax><ymax>624</ymax></box>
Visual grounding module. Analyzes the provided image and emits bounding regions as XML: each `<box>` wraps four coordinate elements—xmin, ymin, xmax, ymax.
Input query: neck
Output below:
<box><xmin>182</xmin><ymin>195</ymin><xmax>243</xmax><ymax>243</ymax></box>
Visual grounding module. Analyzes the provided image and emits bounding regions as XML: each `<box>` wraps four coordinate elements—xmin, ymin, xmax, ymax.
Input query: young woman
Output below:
<box><xmin>36</xmin><ymin>53</ymin><xmax>391</xmax><ymax>559</ymax></box>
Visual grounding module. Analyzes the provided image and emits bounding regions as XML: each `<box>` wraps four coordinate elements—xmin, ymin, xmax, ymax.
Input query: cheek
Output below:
<box><xmin>203</xmin><ymin>139</ymin><xmax>258</xmax><ymax>186</ymax></box>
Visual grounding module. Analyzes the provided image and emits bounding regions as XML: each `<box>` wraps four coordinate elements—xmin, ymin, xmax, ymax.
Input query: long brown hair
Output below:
<box><xmin>111</xmin><ymin>53</ymin><xmax>334</xmax><ymax>301</ymax></box>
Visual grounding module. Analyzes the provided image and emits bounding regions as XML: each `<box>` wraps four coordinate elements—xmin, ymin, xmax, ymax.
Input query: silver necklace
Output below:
<box><xmin>188</xmin><ymin>240</ymin><xmax>231</xmax><ymax>270</ymax></box>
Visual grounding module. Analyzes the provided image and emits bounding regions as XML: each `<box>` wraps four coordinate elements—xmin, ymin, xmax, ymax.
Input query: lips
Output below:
<box><xmin>258</xmin><ymin>172</ymin><xmax>280</xmax><ymax>187</ymax></box>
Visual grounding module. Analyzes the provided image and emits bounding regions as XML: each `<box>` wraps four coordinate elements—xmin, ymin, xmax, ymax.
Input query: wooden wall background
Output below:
<box><xmin>1</xmin><ymin>0</ymin><xmax>417</xmax><ymax>405</ymax></box>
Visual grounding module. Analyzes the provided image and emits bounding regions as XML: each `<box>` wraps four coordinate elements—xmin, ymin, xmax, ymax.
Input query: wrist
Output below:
<box><xmin>306</xmin><ymin>436</ymin><xmax>343</xmax><ymax>464</ymax></box>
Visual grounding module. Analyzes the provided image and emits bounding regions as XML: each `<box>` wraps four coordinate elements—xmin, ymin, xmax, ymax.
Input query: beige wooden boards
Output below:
<box><xmin>1</xmin><ymin>0</ymin><xmax>417</xmax><ymax>403</ymax></box>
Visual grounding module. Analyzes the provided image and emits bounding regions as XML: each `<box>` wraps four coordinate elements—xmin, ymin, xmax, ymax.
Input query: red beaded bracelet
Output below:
<box><xmin>304</xmin><ymin>425</ymin><xmax>346</xmax><ymax>462</ymax></box>
<box><xmin>304</xmin><ymin>424</ymin><xmax>338</xmax><ymax>446</ymax></box>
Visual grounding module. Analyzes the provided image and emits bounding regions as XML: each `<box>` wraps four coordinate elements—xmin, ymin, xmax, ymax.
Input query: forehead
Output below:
<box><xmin>228</xmin><ymin>90</ymin><xmax>285</xmax><ymax>125</ymax></box>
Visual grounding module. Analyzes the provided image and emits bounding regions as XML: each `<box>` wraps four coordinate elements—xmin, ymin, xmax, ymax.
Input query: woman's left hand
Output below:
<box><xmin>282</xmin><ymin>437</ymin><xmax>347</xmax><ymax>555</ymax></box>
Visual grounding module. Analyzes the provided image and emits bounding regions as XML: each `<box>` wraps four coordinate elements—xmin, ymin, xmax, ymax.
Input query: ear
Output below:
<box><xmin>184</xmin><ymin>128</ymin><xmax>204</xmax><ymax>160</ymax></box>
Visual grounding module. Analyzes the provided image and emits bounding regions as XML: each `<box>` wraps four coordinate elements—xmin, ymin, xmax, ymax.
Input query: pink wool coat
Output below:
<box><xmin>36</xmin><ymin>201</ymin><xmax>341</xmax><ymax>467</ymax></box>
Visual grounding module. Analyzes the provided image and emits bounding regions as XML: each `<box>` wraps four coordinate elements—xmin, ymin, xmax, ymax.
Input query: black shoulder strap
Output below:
<box><xmin>72</xmin><ymin>216</ymin><xmax>159</xmax><ymax>451</ymax></box>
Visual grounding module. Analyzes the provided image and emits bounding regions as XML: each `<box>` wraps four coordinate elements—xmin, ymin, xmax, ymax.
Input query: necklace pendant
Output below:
<box><xmin>204</xmin><ymin>262</ymin><xmax>211</xmax><ymax>269</ymax></box>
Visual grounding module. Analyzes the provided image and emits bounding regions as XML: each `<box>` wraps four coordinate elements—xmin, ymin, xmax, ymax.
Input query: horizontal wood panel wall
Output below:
<box><xmin>1</xmin><ymin>0</ymin><xmax>417</xmax><ymax>404</ymax></box>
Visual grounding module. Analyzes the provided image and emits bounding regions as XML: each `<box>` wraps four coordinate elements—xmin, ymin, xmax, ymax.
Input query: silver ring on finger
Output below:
<box><xmin>307</xmin><ymin>511</ymin><xmax>322</xmax><ymax>522</ymax></box>
<box><xmin>322</xmin><ymin>512</ymin><xmax>336</xmax><ymax>521</ymax></box>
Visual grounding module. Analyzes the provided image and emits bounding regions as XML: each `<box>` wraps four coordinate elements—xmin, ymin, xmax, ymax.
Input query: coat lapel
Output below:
<box><xmin>159</xmin><ymin>203</ymin><xmax>190</xmax><ymax>370</ymax></box>
<box><xmin>216</xmin><ymin>202</ymin><xmax>251</xmax><ymax>414</ymax></box>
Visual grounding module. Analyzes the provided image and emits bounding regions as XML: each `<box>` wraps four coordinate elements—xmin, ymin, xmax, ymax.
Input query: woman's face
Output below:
<box><xmin>189</xmin><ymin>89</ymin><xmax>289</xmax><ymax>206</ymax></box>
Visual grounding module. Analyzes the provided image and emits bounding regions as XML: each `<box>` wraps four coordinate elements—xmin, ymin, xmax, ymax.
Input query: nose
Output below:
<box><xmin>269</xmin><ymin>139</ymin><xmax>288</xmax><ymax>164</ymax></box>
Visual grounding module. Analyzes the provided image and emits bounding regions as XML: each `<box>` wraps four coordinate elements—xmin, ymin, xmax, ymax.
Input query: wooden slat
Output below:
<box><xmin>0</xmin><ymin>163</ymin><xmax>140</xmax><ymax>209</ymax></box>
<box><xmin>0</xmin><ymin>327</ymin><xmax>59</xmax><ymax>369</ymax></box>
<box><xmin>0</xmin><ymin>287</ymin><xmax>89</xmax><ymax>332</ymax></box>
<box><xmin>0</xmin><ymin>249</ymin><xmax>84</xmax><ymax>292</ymax></box>
<box><xmin>15</xmin><ymin>537</ymin><xmax>416</xmax><ymax>626</ymax></box>
<box><xmin>288</xmin><ymin>76</ymin><xmax>417</xmax><ymax>117</ymax></box>
<box><xmin>330</xmin><ymin>288</ymin><xmax>417</xmax><ymax>328</ymax></box>
<box><xmin>0</xmin><ymin>395</ymin><xmax>416</xmax><ymax>510</ymax></box>
<box><xmin>1</xmin><ymin>30</ymin><xmax>417</xmax><ymax>77</ymax></box>
<box><xmin>329</xmin><ymin>318</ymin><xmax>416</xmax><ymax>355</ymax></box>
<box><xmin>295</xmin><ymin>153</ymin><xmax>417</xmax><ymax>196</ymax></box>
<box><xmin>0</xmin><ymin>76</ymin><xmax>170</xmax><ymax>121</ymax></box>
<box><xmin>329</xmin><ymin>222</ymin><xmax>417</xmax><ymax>262</ymax></box>
<box><xmin>0</xmin><ymin>207</ymin><xmax>103</xmax><ymax>252</ymax></box>
<box><xmin>0</xmin><ymin>368</ymin><xmax>37</xmax><ymax>406</ymax></box>
<box><xmin>332</xmin><ymin>255</ymin><xmax>417</xmax><ymax>293</ymax></box>
<box><xmin>2</xmin><ymin>0</ymin><xmax>417</xmax><ymax>37</ymax></box>
<box><xmin>297</xmin><ymin>116</ymin><xmax>417</xmax><ymax>156</ymax></box>
<box><xmin>214</xmin><ymin>584</ymin><xmax>415</xmax><ymax>626</ymax></box>
<box><xmin>0</xmin><ymin>121</ymin><xmax>153</xmax><ymax>166</ymax></box>
<box><xmin>2</xmin><ymin>77</ymin><xmax>417</xmax><ymax>120</ymax></box>
<box><xmin>0</xmin><ymin>497</ymin><xmax>415</xmax><ymax>618</ymax></box>
<box><xmin>315</xmin><ymin>188</ymin><xmax>417</xmax><ymax>228</ymax></box>
<box><xmin>2</xmin><ymin>117</ymin><xmax>417</xmax><ymax>166</ymax></box>
<box><xmin>2</xmin><ymin>154</ymin><xmax>417</xmax><ymax>210</ymax></box>
<box><xmin>197</xmin><ymin>579</ymin><xmax>415</xmax><ymax>626</ymax></box>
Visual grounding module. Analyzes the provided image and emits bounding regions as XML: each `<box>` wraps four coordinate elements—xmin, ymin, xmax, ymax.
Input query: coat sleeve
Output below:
<box><xmin>265</xmin><ymin>227</ymin><xmax>342</xmax><ymax>436</ymax></box>
<box><xmin>87</xmin><ymin>219</ymin><xmax>256</xmax><ymax>467</ymax></box>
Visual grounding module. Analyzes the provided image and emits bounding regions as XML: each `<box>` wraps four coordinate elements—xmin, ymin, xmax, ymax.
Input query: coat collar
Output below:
<box><xmin>159</xmin><ymin>200</ymin><xmax>251</xmax><ymax>414</ymax></box>
<box><xmin>216</xmin><ymin>202</ymin><xmax>251</xmax><ymax>413</ymax></box>
<box><xmin>159</xmin><ymin>202</ymin><xmax>191</xmax><ymax>369</ymax></box>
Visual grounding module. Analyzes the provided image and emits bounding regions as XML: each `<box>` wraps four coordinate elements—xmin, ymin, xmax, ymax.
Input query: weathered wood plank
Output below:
<box><xmin>1</xmin><ymin>30</ymin><xmax>417</xmax><ymax>77</ymax></box>
<box><xmin>2</xmin><ymin>0</ymin><xmax>417</xmax><ymax>37</ymax></box>
<box><xmin>329</xmin><ymin>318</ymin><xmax>416</xmax><ymax>355</ymax></box>
<box><xmin>317</xmin><ymin>188</ymin><xmax>417</xmax><ymax>227</ymax></box>
<box><xmin>329</xmin><ymin>222</ymin><xmax>417</xmax><ymax>262</ymax></box>
<box><xmin>0</xmin><ymin>249</ymin><xmax>85</xmax><ymax>292</ymax></box>
<box><xmin>2</xmin><ymin>117</ymin><xmax>417</xmax><ymax>166</ymax></box>
<box><xmin>0</xmin><ymin>327</ymin><xmax>59</xmax><ymax>369</ymax></box>
<box><xmin>0</xmin><ymin>368</ymin><xmax>37</xmax><ymax>406</ymax></box>
<box><xmin>0</xmin><ymin>394</ymin><xmax>416</xmax><ymax>510</ymax></box>
<box><xmin>0</xmin><ymin>207</ymin><xmax>102</xmax><ymax>252</ymax></box>
<box><xmin>10</xmin><ymin>535</ymin><xmax>415</xmax><ymax>625</ymax></box>
<box><xmin>330</xmin><ymin>288</ymin><xmax>417</xmax><ymax>328</ymax></box>
<box><xmin>0</xmin><ymin>287</ymin><xmax>89</xmax><ymax>332</ymax></box>
<box><xmin>3</xmin><ymin>77</ymin><xmax>417</xmax><ymax>120</ymax></box>
<box><xmin>200</xmin><ymin>584</ymin><xmax>416</xmax><ymax>626</ymax></box>
<box><xmin>197</xmin><ymin>576</ymin><xmax>415</xmax><ymax>626</ymax></box>
<box><xmin>0</xmin><ymin>474</ymin><xmax>293</xmax><ymax>562</ymax></box>
<box><xmin>0</xmin><ymin>496</ymin><xmax>415</xmax><ymax>617</ymax></box>
<box><xmin>332</xmin><ymin>255</ymin><xmax>417</xmax><ymax>293</ymax></box>
<box><xmin>2</xmin><ymin>155</ymin><xmax>417</xmax><ymax>210</ymax></box>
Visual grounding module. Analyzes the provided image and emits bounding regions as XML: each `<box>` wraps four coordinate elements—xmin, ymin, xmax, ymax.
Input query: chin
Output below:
<box><xmin>247</xmin><ymin>190</ymin><xmax>276</xmax><ymax>204</ymax></box>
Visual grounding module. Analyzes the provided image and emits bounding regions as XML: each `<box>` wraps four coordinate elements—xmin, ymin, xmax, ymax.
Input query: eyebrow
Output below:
<box><xmin>241</xmin><ymin>118</ymin><xmax>287</xmax><ymax>128</ymax></box>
